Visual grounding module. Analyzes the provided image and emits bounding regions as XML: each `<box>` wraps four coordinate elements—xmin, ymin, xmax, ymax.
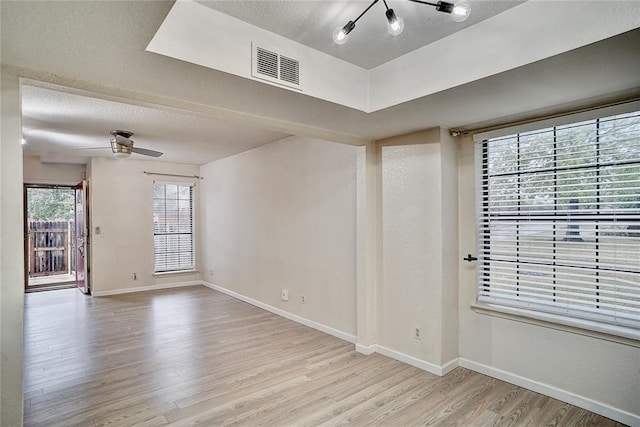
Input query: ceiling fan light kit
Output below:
<box><xmin>333</xmin><ymin>0</ymin><xmax>471</xmax><ymax>44</ymax></box>
<box><xmin>109</xmin><ymin>130</ymin><xmax>163</xmax><ymax>159</ymax></box>
<box><xmin>110</xmin><ymin>140</ymin><xmax>133</xmax><ymax>158</ymax></box>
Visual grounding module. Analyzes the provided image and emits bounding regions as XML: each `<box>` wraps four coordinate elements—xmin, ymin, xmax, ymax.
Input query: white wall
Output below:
<box><xmin>0</xmin><ymin>66</ymin><xmax>24</xmax><ymax>426</ymax></box>
<box><xmin>89</xmin><ymin>157</ymin><xmax>201</xmax><ymax>295</ymax></box>
<box><xmin>147</xmin><ymin>1</ymin><xmax>368</xmax><ymax>112</ymax></box>
<box><xmin>23</xmin><ymin>155</ymin><xmax>85</xmax><ymax>185</ymax></box>
<box><xmin>200</xmin><ymin>135</ymin><xmax>358</xmax><ymax>336</ymax></box>
<box><xmin>457</xmin><ymin>136</ymin><xmax>640</xmax><ymax>421</ymax></box>
<box><xmin>377</xmin><ymin>129</ymin><xmax>458</xmax><ymax>369</ymax></box>
<box><xmin>439</xmin><ymin>129</ymin><xmax>459</xmax><ymax>364</ymax></box>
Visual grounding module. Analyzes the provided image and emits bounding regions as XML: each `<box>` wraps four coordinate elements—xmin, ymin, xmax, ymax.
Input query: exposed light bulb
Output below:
<box><xmin>333</xmin><ymin>27</ymin><xmax>348</xmax><ymax>45</ymax></box>
<box><xmin>386</xmin><ymin>9</ymin><xmax>404</xmax><ymax>36</ymax></box>
<box><xmin>333</xmin><ymin>21</ymin><xmax>355</xmax><ymax>45</ymax></box>
<box><xmin>451</xmin><ymin>0</ymin><xmax>471</xmax><ymax>22</ymax></box>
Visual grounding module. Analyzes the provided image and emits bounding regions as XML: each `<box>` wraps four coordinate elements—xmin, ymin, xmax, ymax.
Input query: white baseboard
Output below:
<box><xmin>440</xmin><ymin>357</ymin><xmax>460</xmax><ymax>375</ymax></box>
<box><xmin>202</xmin><ymin>283</ymin><xmax>457</xmax><ymax>376</ymax></box>
<box><xmin>202</xmin><ymin>281</ymin><xmax>357</xmax><ymax>344</ymax></box>
<box><xmin>375</xmin><ymin>345</ymin><xmax>456</xmax><ymax>376</ymax></box>
<box><xmin>355</xmin><ymin>343</ymin><xmax>376</xmax><ymax>355</ymax></box>
<box><xmin>458</xmin><ymin>358</ymin><xmax>639</xmax><ymax>426</ymax></box>
<box><xmin>91</xmin><ymin>281</ymin><xmax>201</xmax><ymax>297</ymax></box>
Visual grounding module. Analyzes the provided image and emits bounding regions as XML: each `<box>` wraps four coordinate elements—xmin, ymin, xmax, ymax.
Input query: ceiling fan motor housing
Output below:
<box><xmin>110</xmin><ymin>139</ymin><xmax>132</xmax><ymax>157</ymax></box>
<box><xmin>110</xmin><ymin>130</ymin><xmax>134</xmax><ymax>139</ymax></box>
<box><xmin>108</xmin><ymin>129</ymin><xmax>163</xmax><ymax>158</ymax></box>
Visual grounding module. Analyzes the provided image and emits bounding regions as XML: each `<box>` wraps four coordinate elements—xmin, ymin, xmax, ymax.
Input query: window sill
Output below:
<box><xmin>471</xmin><ymin>302</ymin><xmax>640</xmax><ymax>348</ymax></box>
<box><xmin>153</xmin><ymin>270</ymin><xmax>199</xmax><ymax>278</ymax></box>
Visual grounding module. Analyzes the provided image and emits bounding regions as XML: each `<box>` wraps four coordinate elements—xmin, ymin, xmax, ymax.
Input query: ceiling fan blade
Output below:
<box><xmin>132</xmin><ymin>146</ymin><xmax>163</xmax><ymax>157</ymax></box>
<box><xmin>71</xmin><ymin>147</ymin><xmax>111</xmax><ymax>151</ymax></box>
<box><xmin>114</xmin><ymin>134</ymin><xmax>133</xmax><ymax>147</ymax></box>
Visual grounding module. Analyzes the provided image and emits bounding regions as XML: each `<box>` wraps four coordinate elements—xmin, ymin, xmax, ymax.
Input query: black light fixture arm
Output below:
<box><xmin>337</xmin><ymin>0</ymin><xmax>379</xmax><ymax>36</ymax></box>
<box><xmin>407</xmin><ymin>0</ymin><xmax>456</xmax><ymax>14</ymax></box>
<box><xmin>333</xmin><ymin>0</ymin><xmax>469</xmax><ymax>44</ymax></box>
<box><xmin>353</xmin><ymin>0</ymin><xmax>380</xmax><ymax>25</ymax></box>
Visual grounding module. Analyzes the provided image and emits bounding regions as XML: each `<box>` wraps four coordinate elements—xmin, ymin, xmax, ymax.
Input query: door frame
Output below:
<box><xmin>23</xmin><ymin>183</ymin><xmax>78</xmax><ymax>292</ymax></box>
<box><xmin>75</xmin><ymin>180</ymin><xmax>90</xmax><ymax>294</ymax></box>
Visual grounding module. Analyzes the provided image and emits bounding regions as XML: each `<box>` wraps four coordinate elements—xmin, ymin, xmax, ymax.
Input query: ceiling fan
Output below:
<box><xmin>109</xmin><ymin>130</ymin><xmax>163</xmax><ymax>158</ymax></box>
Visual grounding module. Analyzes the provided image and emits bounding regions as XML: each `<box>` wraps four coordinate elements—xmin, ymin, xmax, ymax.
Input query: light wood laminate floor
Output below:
<box><xmin>24</xmin><ymin>286</ymin><xmax>626</xmax><ymax>427</ymax></box>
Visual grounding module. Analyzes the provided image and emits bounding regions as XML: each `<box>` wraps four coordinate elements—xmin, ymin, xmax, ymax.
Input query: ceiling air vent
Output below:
<box><xmin>252</xmin><ymin>43</ymin><xmax>301</xmax><ymax>90</ymax></box>
<box><xmin>256</xmin><ymin>47</ymin><xmax>278</xmax><ymax>80</ymax></box>
<box><xmin>279</xmin><ymin>55</ymin><xmax>299</xmax><ymax>86</ymax></box>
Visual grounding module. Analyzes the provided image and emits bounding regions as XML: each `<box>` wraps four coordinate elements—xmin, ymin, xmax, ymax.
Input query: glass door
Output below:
<box><xmin>24</xmin><ymin>185</ymin><xmax>76</xmax><ymax>292</ymax></box>
<box><xmin>75</xmin><ymin>180</ymin><xmax>90</xmax><ymax>294</ymax></box>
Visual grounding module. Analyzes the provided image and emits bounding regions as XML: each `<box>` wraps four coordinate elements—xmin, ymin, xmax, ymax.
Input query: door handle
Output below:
<box><xmin>463</xmin><ymin>254</ymin><xmax>477</xmax><ymax>262</ymax></box>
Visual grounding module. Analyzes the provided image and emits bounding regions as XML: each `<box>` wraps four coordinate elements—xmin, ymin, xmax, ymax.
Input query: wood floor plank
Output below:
<box><xmin>318</xmin><ymin>374</ymin><xmax>426</xmax><ymax>425</ymax></box>
<box><xmin>495</xmin><ymin>390</ymin><xmax>546</xmax><ymax>427</ymax></box>
<box><xmin>433</xmin><ymin>378</ymin><xmax>516</xmax><ymax>426</ymax></box>
<box><xmin>23</xmin><ymin>286</ymin><xmax>628</xmax><ymax>426</ymax></box>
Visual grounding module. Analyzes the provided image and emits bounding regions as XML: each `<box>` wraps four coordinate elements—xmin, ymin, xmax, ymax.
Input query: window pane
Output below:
<box><xmin>519</xmin><ymin>128</ymin><xmax>554</xmax><ymax>172</ymax></box>
<box><xmin>153</xmin><ymin>185</ymin><xmax>165</xmax><ymax>199</ymax></box>
<box><xmin>178</xmin><ymin>185</ymin><xmax>191</xmax><ymax>199</ymax></box>
<box><xmin>478</xmin><ymin>109</ymin><xmax>640</xmax><ymax>330</ymax></box>
<box><xmin>556</xmin><ymin>120</ymin><xmax>597</xmax><ymax>168</ymax></box>
<box><xmin>153</xmin><ymin>183</ymin><xmax>194</xmax><ymax>272</ymax></box>
<box><xmin>166</xmin><ymin>184</ymin><xmax>178</xmax><ymax>198</ymax></box>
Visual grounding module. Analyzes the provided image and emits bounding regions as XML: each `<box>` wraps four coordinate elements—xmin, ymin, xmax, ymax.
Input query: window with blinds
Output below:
<box><xmin>477</xmin><ymin>110</ymin><xmax>640</xmax><ymax>331</ymax></box>
<box><xmin>153</xmin><ymin>182</ymin><xmax>194</xmax><ymax>272</ymax></box>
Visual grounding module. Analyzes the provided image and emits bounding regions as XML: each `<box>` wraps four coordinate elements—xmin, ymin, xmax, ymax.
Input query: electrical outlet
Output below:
<box><xmin>133</xmin><ymin>273</ymin><xmax>137</xmax><ymax>280</ymax></box>
<box><xmin>301</xmin><ymin>295</ymin><xmax>306</xmax><ymax>304</ymax></box>
<box><xmin>413</xmin><ymin>325</ymin><xmax>422</xmax><ymax>340</ymax></box>
<box><xmin>208</xmin><ymin>269</ymin><xmax>214</xmax><ymax>277</ymax></box>
<box><xmin>281</xmin><ymin>289</ymin><xmax>289</xmax><ymax>301</ymax></box>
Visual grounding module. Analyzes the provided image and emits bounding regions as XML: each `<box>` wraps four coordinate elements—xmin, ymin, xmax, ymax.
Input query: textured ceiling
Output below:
<box><xmin>197</xmin><ymin>0</ymin><xmax>523</xmax><ymax>69</ymax></box>
<box><xmin>3</xmin><ymin>1</ymin><xmax>640</xmax><ymax>167</ymax></box>
<box><xmin>21</xmin><ymin>85</ymin><xmax>291</xmax><ymax>165</ymax></box>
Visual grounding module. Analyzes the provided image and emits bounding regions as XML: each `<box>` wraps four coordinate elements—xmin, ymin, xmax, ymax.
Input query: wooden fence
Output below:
<box><xmin>27</xmin><ymin>220</ymin><xmax>75</xmax><ymax>277</ymax></box>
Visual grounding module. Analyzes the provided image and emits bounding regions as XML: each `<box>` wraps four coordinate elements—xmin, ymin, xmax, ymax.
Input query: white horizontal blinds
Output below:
<box><xmin>153</xmin><ymin>182</ymin><xmax>194</xmax><ymax>272</ymax></box>
<box><xmin>478</xmin><ymin>110</ymin><xmax>640</xmax><ymax>329</ymax></box>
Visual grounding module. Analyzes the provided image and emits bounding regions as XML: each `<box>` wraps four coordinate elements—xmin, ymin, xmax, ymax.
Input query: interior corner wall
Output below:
<box><xmin>378</xmin><ymin>128</ymin><xmax>458</xmax><ymax>368</ymax></box>
<box><xmin>23</xmin><ymin>155</ymin><xmax>85</xmax><ymax>185</ymax></box>
<box><xmin>89</xmin><ymin>157</ymin><xmax>202</xmax><ymax>295</ymax></box>
<box><xmin>457</xmin><ymin>136</ymin><xmax>640</xmax><ymax>421</ymax></box>
<box><xmin>439</xmin><ymin>128</ymin><xmax>459</xmax><ymax>363</ymax></box>
<box><xmin>0</xmin><ymin>66</ymin><xmax>24</xmax><ymax>426</ymax></box>
<box><xmin>199</xmin><ymin>135</ymin><xmax>358</xmax><ymax>336</ymax></box>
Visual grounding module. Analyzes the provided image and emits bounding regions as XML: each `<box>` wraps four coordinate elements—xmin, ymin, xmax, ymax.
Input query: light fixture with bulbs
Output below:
<box><xmin>333</xmin><ymin>0</ymin><xmax>471</xmax><ymax>45</ymax></box>
<box><xmin>110</xmin><ymin>139</ymin><xmax>132</xmax><ymax>158</ymax></box>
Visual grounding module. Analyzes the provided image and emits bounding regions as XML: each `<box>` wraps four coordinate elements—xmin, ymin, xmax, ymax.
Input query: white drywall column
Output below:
<box><xmin>438</xmin><ymin>128</ymin><xmax>459</xmax><ymax>364</ymax></box>
<box><xmin>0</xmin><ymin>65</ymin><xmax>25</xmax><ymax>426</ymax></box>
<box><xmin>378</xmin><ymin>128</ymin><xmax>459</xmax><ymax>371</ymax></box>
<box><xmin>356</xmin><ymin>141</ymin><xmax>380</xmax><ymax>353</ymax></box>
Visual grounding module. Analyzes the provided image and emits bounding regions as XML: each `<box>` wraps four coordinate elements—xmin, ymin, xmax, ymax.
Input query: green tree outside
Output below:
<box><xmin>27</xmin><ymin>188</ymin><xmax>75</xmax><ymax>221</ymax></box>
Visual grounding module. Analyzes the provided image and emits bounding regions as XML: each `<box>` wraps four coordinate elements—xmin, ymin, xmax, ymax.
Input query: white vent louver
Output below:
<box><xmin>256</xmin><ymin>47</ymin><xmax>278</xmax><ymax>79</ymax></box>
<box><xmin>252</xmin><ymin>44</ymin><xmax>301</xmax><ymax>90</ymax></box>
<box><xmin>279</xmin><ymin>55</ymin><xmax>299</xmax><ymax>86</ymax></box>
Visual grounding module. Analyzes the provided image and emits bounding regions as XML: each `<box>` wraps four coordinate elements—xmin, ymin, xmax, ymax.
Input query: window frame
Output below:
<box><xmin>152</xmin><ymin>180</ymin><xmax>196</xmax><ymax>274</ymax></box>
<box><xmin>472</xmin><ymin>100</ymin><xmax>640</xmax><ymax>343</ymax></box>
